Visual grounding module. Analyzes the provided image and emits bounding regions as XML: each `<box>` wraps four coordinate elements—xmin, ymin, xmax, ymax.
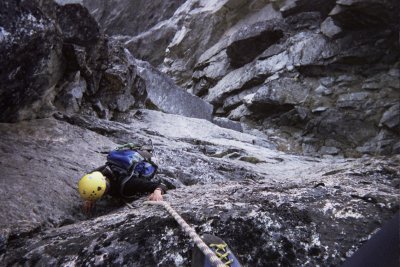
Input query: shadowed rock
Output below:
<box><xmin>380</xmin><ymin>103</ymin><xmax>400</xmax><ymax>132</ymax></box>
<box><xmin>329</xmin><ymin>0</ymin><xmax>399</xmax><ymax>30</ymax></box>
<box><xmin>280</xmin><ymin>0</ymin><xmax>336</xmax><ymax>18</ymax></box>
<box><xmin>0</xmin><ymin>1</ymin><xmax>63</xmax><ymax>122</ymax></box>
<box><xmin>226</xmin><ymin>21</ymin><xmax>285</xmax><ymax>68</ymax></box>
<box><xmin>83</xmin><ymin>0</ymin><xmax>185</xmax><ymax>37</ymax></box>
<box><xmin>56</xmin><ymin>3</ymin><xmax>100</xmax><ymax>46</ymax></box>
<box><xmin>248</xmin><ymin>78</ymin><xmax>310</xmax><ymax>114</ymax></box>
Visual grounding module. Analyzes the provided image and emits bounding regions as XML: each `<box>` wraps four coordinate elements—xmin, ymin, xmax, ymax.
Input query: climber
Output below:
<box><xmin>77</xmin><ymin>143</ymin><xmax>167</xmax><ymax>213</ymax></box>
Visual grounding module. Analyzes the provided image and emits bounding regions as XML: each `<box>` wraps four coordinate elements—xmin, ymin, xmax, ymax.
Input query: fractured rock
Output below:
<box><xmin>226</xmin><ymin>20</ymin><xmax>285</xmax><ymax>68</ymax></box>
<box><xmin>212</xmin><ymin>117</ymin><xmax>243</xmax><ymax>132</ymax></box>
<box><xmin>56</xmin><ymin>71</ymin><xmax>87</xmax><ymax>114</ymax></box>
<box><xmin>321</xmin><ymin>17</ymin><xmax>343</xmax><ymax>38</ymax></box>
<box><xmin>248</xmin><ymin>78</ymin><xmax>310</xmax><ymax>113</ymax></box>
<box><xmin>379</xmin><ymin>103</ymin><xmax>400</xmax><ymax>132</ymax></box>
<box><xmin>135</xmin><ymin>60</ymin><xmax>213</xmax><ymax>121</ymax></box>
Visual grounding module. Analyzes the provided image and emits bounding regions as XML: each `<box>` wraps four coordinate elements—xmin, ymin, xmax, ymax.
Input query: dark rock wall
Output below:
<box><xmin>192</xmin><ymin>0</ymin><xmax>400</xmax><ymax>157</ymax></box>
<box><xmin>81</xmin><ymin>0</ymin><xmax>186</xmax><ymax>66</ymax></box>
<box><xmin>0</xmin><ymin>0</ymin><xmax>211</xmax><ymax>123</ymax></box>
<box><xmin>82</xmin><ymin>0</ymin><xmax>186</xmax><ymax>37</ymax></box>
<box><xmin>90</xmin><ymin>0</ymin><xmax>400</xmax><ymax>156</ymax></box>
<box><xmin>0</xmin><ymin>0</ymin><xmax>64</xmax><ymax>122</ymax></box>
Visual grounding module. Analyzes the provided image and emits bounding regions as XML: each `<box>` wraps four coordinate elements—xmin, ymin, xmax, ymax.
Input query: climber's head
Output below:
<box><xmin>78</xmin><ymin>171</ymin><xmax>107</xmax><ymax>201</ymax></box>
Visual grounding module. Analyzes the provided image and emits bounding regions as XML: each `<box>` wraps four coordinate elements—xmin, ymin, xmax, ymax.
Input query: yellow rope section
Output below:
<box><xmin>143</xmin><ymin>201</ymin><xmax>226</xmax><ymax>267</ymax></box>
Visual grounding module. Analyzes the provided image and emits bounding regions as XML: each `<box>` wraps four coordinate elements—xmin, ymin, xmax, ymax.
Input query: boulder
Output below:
<box><xmin>228</xmin><ymin>104</ymin><xmax>252</xmax><ymax>121</ymax></box>
<box><xmin>223</xmin><ymin>86</ymin><xmax>261</xmax><ymax>112</ymax></box>
<box><xmin>288</xmin><ymin>33</ymin><xmax>337</xmax><ymax>66</ymax></box>
<box><xmin>135</xmin><ymin>60</ymin><xmax>213</xmax><ymax>121</ymax></box>
<box><xmin>315</xmin><ymin>84</ymin><xmax>333</xmax><ymax>96</ymax></box>
<box><xmin>356</xmin><ymin>129</ymin><xmax>398</xmax><ymax>155</ymax></box>
<box><xmin>192</xmin><ymin>50</ymin><xmax>231</xmax><ymax>96</ymax></box>
<box><xmin>59</xmin><ymin>36</ymin><xmax>144</xmax><ymax>120</ymax></box>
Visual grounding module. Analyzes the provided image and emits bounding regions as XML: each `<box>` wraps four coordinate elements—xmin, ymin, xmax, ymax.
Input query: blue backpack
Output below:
<box><xmin>106</xmin><ymin>149</ymin><xmax>157</xmax><ymax>179</ymax></box>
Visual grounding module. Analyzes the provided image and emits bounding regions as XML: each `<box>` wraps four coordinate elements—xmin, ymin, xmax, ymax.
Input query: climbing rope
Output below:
<box><xmin>140</xmin><ymin>201</ymin><xmax>226</xmax><ymax>267</ymax></box>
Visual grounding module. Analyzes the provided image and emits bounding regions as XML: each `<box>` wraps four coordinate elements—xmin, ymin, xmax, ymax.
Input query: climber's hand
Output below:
<box><xmin>148</xmin><ymin>188</ymin><xmax>163</xmax><ymax>201</ymax></box>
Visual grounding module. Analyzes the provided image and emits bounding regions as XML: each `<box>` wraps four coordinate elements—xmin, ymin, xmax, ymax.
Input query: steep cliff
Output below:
<box><xmin>83</xmin><ymin>0</ymin><xmax>400</xmax><ymax>157</ymax></box>
<box><xmin>0</xmin><ymin>0</ymin><xmax>211</xmax><ymax>124</ymax></box>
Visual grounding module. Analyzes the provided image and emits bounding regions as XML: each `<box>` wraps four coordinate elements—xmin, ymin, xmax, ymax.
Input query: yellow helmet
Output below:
<box><xmin>78</xmin><ymin>171</ymin><xmax>107</xmax><ymax>201</ymax></box>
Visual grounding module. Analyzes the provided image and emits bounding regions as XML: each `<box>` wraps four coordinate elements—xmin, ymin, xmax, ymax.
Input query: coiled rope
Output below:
<box><xmin>139</xmin><ymin>201</ymin><xmax>226</xmax><ymax>267</ymax></box>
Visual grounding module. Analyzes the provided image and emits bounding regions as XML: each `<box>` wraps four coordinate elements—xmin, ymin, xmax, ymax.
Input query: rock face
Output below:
<box><xmin>85</xmin><ymin>0</ymin><xmax>400</xmax><ymax>156</ymax></box>
<box><xmin>82</xmin><ymin>0</ymin><xmax>185</xmax><ymax>37</ymax></box>
<box><xmin>0</xmin><ymin>1</ymin><xmax>399</xmax><ymax>267</ymax></box>
<box><xmin>0</xmin><ymin>0</ymin><xmax>63</xmax><ymax>122</ymax></box>
<box><xmin>1</xmin><ymin>110</ymin><xmax>399</xmax><ymax>266</ymax></box>
<box><xmin>82</xmin><ymin>0</ymin><xmax>186</xmax><ymax>66</ymax></box>
<box><xmin>133</xmin><ymin>59</ymin><xmax>213</xmax><ymax>121</ymax></box>
<box><xmin>0</xmin><ymin>0</ymin><xmax>212</xmax><ymax>123</ymax></box>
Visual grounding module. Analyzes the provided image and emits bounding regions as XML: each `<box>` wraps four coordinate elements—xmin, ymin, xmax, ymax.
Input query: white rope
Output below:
<box><xmin>143</xmin><ymin>201</ymin><xmax>226</xmax><ymax>267</ymax></box>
